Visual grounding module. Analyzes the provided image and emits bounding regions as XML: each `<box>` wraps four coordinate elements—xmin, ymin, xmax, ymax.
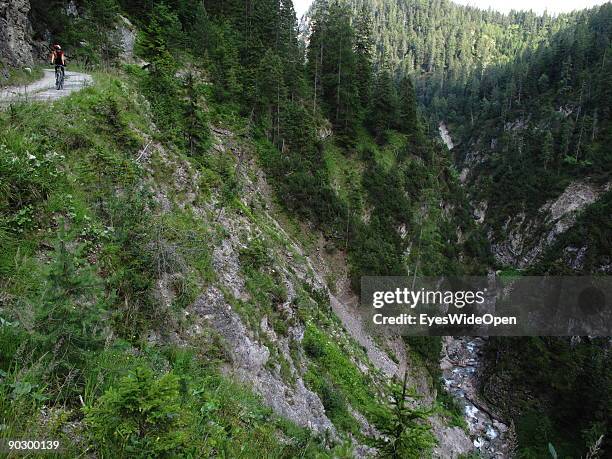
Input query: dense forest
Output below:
<box><xmin>310</xmin><ymin>0</ymin><xmax>567</xmax><ymax>118</ymax></box>
<box><xmin>0</xmin><ymin>0</ymin><xmax>610</xmax><ymax>457</ymax></box>
<box><xmin>326</xmin><ymin>0</ymin><xmax>611</xmax><ymax>267</ymax></box>
<box><xmin>321</xmin><ymin>1</ymin><xmax>612</xmax><ymax>456</ymax></box>
<box><xmin>1</xmin><ymin>0</ymin><xmax>485</xmax><ymax>457</ymax></box>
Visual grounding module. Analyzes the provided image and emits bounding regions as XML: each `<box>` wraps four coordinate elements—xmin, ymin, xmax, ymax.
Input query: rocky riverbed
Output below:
<box><xmin>441</xmin><ymin>336</ymin><xmax>511</xmax><ymax>458</ymax></box>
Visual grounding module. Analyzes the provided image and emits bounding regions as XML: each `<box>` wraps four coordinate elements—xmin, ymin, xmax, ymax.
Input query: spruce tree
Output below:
<box><xmin>375</xmin><ymin>371</ymin><xmax>435</xmax><ymax>458</ymax></box>
<box><xmin>368</xmin><ymin>69</ymin><xmax>398</xmax><ymax>142</ymax></box>
<box><xmin>34</xmin><ymin>228</ymin><xmax>104</xmax><ymax>390</ymax></box>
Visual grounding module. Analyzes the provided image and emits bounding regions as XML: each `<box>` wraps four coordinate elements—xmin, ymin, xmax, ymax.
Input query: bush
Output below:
<box><xmin>320</xmin><ymin>381</ymin><xmax>346</xmax><ymax>416</ymax></box>
<box><xmin>239</xmin><ymin>238</ymin><xmax>270</xmax><ymax>270</ymax></box>
<box><xmin>303</xmin><ymin>330</ymin><xmax>325</xmax><ymax>359</ymax></box>
<box><xmin>32</xmin><ymin>231</ymin><xmax>106</xmax><ymax>394</ymax></box>
<box><xmin>85</xmin><ymin>366</ymin><xmax>191</xmax><ymax>458</ymax></box>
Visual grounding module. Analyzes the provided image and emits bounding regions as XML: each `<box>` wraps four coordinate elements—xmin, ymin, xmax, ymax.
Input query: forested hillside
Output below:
<box><xmin>310</xmin><ymin>0</ymin><xmax>570</xmax><ymax>121</ymax></box>
<box><xmin>0</xmin><ymin>0</ymin><xmax>488</xmax><ymax>457</ymax></box>
<box><xmin>0</xmin><ymin>0</ymin><xmax>610</xmax><ymax>458</ymax></box>
<box><xmin>326</xmin><ymin>0</ymin><xmax>611</xmax><ymax>271</ymax></box>
<box><xmin>321</xmin><ymin>1</ymin><xmax>612</xmax><ymax>457</ymax></box>
<box><xmin>453</xmin><ymin>4</ymin><xmax>612</xmax><ymax>274</ymax></box>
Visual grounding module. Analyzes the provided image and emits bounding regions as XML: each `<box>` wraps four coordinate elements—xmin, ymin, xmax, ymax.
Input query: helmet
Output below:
<box><xmin>54</xmin><ymin>44</ymin><xmax>61</xmax><ymax>50</ymax></box>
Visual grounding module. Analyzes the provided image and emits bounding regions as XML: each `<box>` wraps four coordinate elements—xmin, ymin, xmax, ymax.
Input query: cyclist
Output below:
<box><xmin>50</xmin><ymin>44</ymin><xmax>66</xmax><ymax>88</ymax></box>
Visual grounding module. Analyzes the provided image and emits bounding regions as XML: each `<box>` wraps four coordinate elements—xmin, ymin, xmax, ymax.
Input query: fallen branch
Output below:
<box><xmin>211</xmin><ymin>126</ymin><xmax>231</xmax><ymax>136</ymax></box>
<box><xmin>136</xmin><ymin>141</ymin><xmax>152</xmax><ymax>162</ymax></box>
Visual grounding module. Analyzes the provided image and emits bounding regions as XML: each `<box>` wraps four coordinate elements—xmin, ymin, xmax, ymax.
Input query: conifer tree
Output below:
<box><xmin>34</xmin><ymin>227</ymin><xmax>104</xmax><ymax>389</ymax></box>
<box><xmin>307</xmin><ymin>2</ymin><xmax>359</xmax><ymax>138</ymax></box>
<box><xmin>375</xmin><ymin>371</ymin><xmax>435</xmax><ymax>458</ymax></box>
<box><xmin>368</xmin><ymin>69</ymin><xmax>398</xmax><ymax>142</ymax></box>
<box><xmin>354</xmin><ymin>5</ymin><xmax>373</xmax><ymax>115</ymax></box>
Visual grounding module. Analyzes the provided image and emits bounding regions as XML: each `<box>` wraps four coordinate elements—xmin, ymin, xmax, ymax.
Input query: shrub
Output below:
<box><xmin>303</xmin><ymin>330</ymin><xmax>325</xmax><ymax>359</ymax></box>
<box><xmin>32</xmin><ymin>230</ymin><xmax>105</xmax><ymax>394</ymax></box>
<box><xmin>85</xmin><ymin>366</ymin><xmax>191</xmax><ymax>458</ymax></box>
<box><xmin>319</xmin><ymin>381</ymin><xmax>346</xmax><ymax>416</ymax></box>
<box><xmin>239</xmin><ymin>238</ymin><xmax>270</xmax><ymax>270</ymax></box>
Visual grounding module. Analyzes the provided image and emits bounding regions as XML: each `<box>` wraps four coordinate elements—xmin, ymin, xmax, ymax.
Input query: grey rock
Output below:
<box><xmin>490</xmin><ymin>180</ymin><xmax>609</xmax><ymax>268</ymax></box>
<box><xmin>0</xmin><ymin>0</ymin><xmax>35</xmax><ymax>66</ymax></box>
<box><xmin>66</xmin><ymin>0</ymin><xmax>78</xmax><ymax>17</ymax></box>
<box><xmin>439</xmin><ymin>121</ymin><xmax>454</xmax><ymax>150</ymax></box>
<box><xmin>192</xmin><ymin>287</ymin><xmax>335</xmax><ymax>435</ymax></box>
<box><xmin>112</xmin><ymin>15</ymin><xmax>137</xmax><ymax>63</ymax></box>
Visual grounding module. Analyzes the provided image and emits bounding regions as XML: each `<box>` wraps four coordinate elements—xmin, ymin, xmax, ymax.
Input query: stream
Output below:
<box><xmin>436</xmin><ymin>122</ymin><xmax>509</xmax><ymax>456</ymax></box>
<box><xmin>441</xmin><ymin>337</ymin><xmax>510</xmax><ymax>458</ymax></box>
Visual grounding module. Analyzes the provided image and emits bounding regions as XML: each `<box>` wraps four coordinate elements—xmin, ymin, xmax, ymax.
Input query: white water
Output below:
<box><xmin>441</xmin><ymin>337</ymin><xmax>510</xmax><ymax>457</ymax></box>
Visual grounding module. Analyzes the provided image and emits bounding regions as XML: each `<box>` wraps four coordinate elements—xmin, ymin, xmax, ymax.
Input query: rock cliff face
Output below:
<box><xmin>448</xmin><ymin>124</ymin><xmax>610</xmax><ymax>271</ymax></box>
<box><xmin>0</xmin><ymin>0</ymin><xmax>35</xmax><ymax>66</ymax></box>
<box><xmin>112</xmin><ymin>15</ymin><xmax>137</xmax><ymax>63</ymax></box>
<box><xmin>141</xmin><ymin>121</ymin><xmax>476</xmax><ymax>456</ymax></box>
<box><xmin>489</xmin><ymin>180</ymin><xmax>610</xmax><ymax>268</ymax></box>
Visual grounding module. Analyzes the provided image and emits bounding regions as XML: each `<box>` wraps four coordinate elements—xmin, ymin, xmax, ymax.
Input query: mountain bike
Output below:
<box><xmin>55</xmin><ymin>65</ymin><xmax>65</xmax><ymax>90</ymax></box>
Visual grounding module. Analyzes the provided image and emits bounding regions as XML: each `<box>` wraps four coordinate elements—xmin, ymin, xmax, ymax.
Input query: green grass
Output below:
<box><xmin>0</xmin><ymin>65</ymin><xmax>44</xmax><ymax>88</ymax></box>
<box><xmin>497</xmin><ymin>267</ymin><xmax>524</xmax><ymax>278</ymax></box>
<box><xmin>323</xmin><ymin>141</ymin><xmax>364</xmax><ymax>206</ymax></box>
<box><xmin>0</xmin><ymin>70</ymin><xmax>349</xmax><ymax>457</ymax></box>
<box><xmin>302</xmin><ymin>323</ymin><xmax>388</xmax><ymax>434</ymax></box>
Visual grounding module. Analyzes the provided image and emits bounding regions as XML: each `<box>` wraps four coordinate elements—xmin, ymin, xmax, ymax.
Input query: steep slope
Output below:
<box><xmin>316</xmin><ymin>1</ymin><xmax>612</xmax><ymax>457</ymax></box>
<box><xmin>453</xmin><ymin>4</ymin><xmax>612</xmax><ymax>274</ymax></box>
<box><xmin>452</xmin><ymin>6</ymin><xmax>612</xmax><ymax>456</ymax></box>
<box><xmin>0</xmin><ymin>68</ymin><xmax>480</xmax><ymax>457</ymax></box>
<box><xmin>0</xmin><ymin>1</ymin><xmax>492</xmax><ymax>456</ymax></box>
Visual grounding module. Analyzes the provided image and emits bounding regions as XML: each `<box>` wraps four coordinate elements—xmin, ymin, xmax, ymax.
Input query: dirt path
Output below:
<box><xmin>0</xmin><ymin>68</ymin><xmax>92</xmax><ymax>104</ymax></box>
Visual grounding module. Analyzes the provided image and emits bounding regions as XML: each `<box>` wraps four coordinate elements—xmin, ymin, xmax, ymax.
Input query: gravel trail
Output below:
<box><xmin>0</xmin><ymin>68</ymin><xmax>92</xmax><ymax>104</ymax></box>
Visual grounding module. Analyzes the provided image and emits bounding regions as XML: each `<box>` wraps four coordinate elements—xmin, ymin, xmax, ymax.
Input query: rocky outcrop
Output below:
<box><xmin>490</xmin><ymin>180</ymin><xmax>610</xmax><ymax>268</ymax></box>
<box><xmin>112</xmin><ymin>15</ymin><xmax>137</xmax><ymax>63</ymax></box>
<box><xmin>473</xmin><ymin>201</ymin><xmax>487</xmax><ymax>224</ymax></box>
<box><xmin>439</xmin><ymin>122</ymin><xmax>454</xmax><ymax>150</ymax></box>
<box><xmin>0</xmin><ymin>0</ymin><xmax>35</xmax><ymax>66</ymax></box>
<box><xmin>544</xmin><ymin>181</ymin><xmax>604</xmax><ymax>228</ymax></box>
<box><xmin>192</xmin><ymin>287</ymin><xmax>336</xmax><ymax>435</ymax></box>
